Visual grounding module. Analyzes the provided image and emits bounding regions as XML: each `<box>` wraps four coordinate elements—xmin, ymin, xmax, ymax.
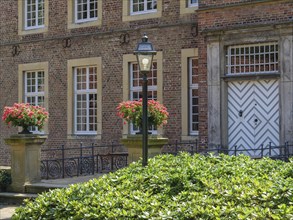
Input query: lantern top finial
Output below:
<box><xmin>142</xmin><ymin>33</ymin><xmax>148</xmax><ymax>43</ymax></box>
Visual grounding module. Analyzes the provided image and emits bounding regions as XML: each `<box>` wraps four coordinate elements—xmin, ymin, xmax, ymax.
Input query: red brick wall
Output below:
<box><xmin>198</xmin><ymin>1</ymin><xmax>293</xmax><ymax>31</ymax></box>
<box><xmin>0</xmin><ymin>1</ymin><xmax>199</xmax><ymax>165</ymax></box>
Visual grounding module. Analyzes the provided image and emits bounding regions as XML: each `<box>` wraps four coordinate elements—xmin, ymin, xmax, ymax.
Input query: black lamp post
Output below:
<box><xmin>134</xmin><ymin>34</ymin><xmax>157</xmax><ymax>166</ymax></box>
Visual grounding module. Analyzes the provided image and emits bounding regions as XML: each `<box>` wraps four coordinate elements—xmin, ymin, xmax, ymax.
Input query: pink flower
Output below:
<box><xmin>116</xmin><ymin>99</ymin><xmax>168</xmax><ymax>127</ymax></box>
<box><xmin>2</xmin><ymin>103</ymin><xmax>49</xmax><ymax>130</ymax></box>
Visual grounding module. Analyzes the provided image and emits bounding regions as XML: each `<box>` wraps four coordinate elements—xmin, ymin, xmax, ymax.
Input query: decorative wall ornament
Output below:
<box><xmin>12</xmin><ymin>45</ymin><xmax>21</xmax><ymax>57</ymax></box>
<box><xmin>120</xmin><ymin>33</ymin><xmax>130</xmax><ymax>45</ymax></box>
<box><xmin>63</xmin><ymin>38</ymin><xmax>72</xmax><ymax>48</ymax></box>
<box><xmin>191</xmin><ymin>24</ymin><xmax>198</xmax><ymax>37</ymax></box>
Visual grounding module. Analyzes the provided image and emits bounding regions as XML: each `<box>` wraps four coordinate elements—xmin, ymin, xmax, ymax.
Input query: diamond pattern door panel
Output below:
<box><xmin>228</xmin><ymin>79</ymin><xmax>279</xmax><ymax>157</ymax></box>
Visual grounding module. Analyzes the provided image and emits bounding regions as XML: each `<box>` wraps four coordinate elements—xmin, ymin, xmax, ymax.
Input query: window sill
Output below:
<box><xmin>180</xmin><ymin>6</ymin><xmax>198</xmax><ymax>15</ymax></box>
<box><xmin>68</xmin><ymin>19</ymin><xmax>101</xmax><ymax>29</ymax></box>
<box><xmin>67</xmin><ymin>134</ymin><xmax>101</xmax><ymax>140</ymax></box>
<box><xmin>181</xmin><ymin>135</ymin><xmax>198</xmax><ymax>142</ymax></box>
<box><xmin>19</xmin><ymin>27</ymin><xmax>48</xmax><ymax>36</ymax></box>
<box><xmin>123</xmin><ymin>11</ymin><xmax>161</xmax><ymax>22</ymax></box>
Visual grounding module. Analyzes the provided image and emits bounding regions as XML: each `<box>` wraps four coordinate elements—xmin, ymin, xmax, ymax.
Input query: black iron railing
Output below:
<box><xmin>163</xmin><ymin>140</ymin><xmax>293</xmax><ymax>161</ymax></box>
<box><xmin>41</xmin><ymin>142</ymin><xmax>128</xmax><ymax>179</ymax></box>
<box><xmin>41</xmin><ymin>140</ymin><xmax>292</xmax><ymax>179</ymax></box>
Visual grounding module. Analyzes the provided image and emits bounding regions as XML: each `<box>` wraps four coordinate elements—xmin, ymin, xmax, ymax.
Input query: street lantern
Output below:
<box><xmin>134</xmin><ymin>34</ymin><xmax>157</xmax><ymax>166</ymax></box>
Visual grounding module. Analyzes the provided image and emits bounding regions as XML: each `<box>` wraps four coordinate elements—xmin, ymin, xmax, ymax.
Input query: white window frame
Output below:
<box><xmin>75</xmin><ymin>0</ymin><xmax>98</xmax><ymax>23</ymax></box>
<box><xmin>130</xmin><ymin>0</ymin><xmax>157</xmax><ymax>15</ymax></box>
<box><xmin>25</xmin><ymin>0</ymin><xmax>45</xmax><ymax>30</ymax></box>
<box><xmin>24</xmin><ymin>70</ymin><xmax>45</xmax><ymax>134</ymax></box>
<box><xmin>188</xmin><ymin>57</ymin><xmax>199</xmax><ymax>135</ymax></box>
<box><xmin>226</xmin><ymin>42</ymin><xmax>279</xmax><ymax>75</ymax></box>
<box><xmin>129</xmin><ymin>62</ymin><xmax>158</xmax><ymax>134</ymax></box>
<box><xmin>188</xmin><ymin>0</ymin><xmax>198</xmax><ymax>8</ymax></box>
<box><xmin>74</xmin><ymin>66</ymin><xmax>98</xmax><ymax>135</ymax></box>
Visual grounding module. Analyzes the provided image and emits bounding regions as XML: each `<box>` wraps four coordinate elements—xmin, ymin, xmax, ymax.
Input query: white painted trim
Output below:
<box><xmin>130</xmin><ymin>0</ymin><xmax>157</xmax><ymax>15</ymax></box>
<box><xmin>24</xmin><ymin>0</ymin><xmax>45</xmax><ymax>30</ymax></box>
<box><xmin>74</xmin><ymin>66</ymin><xmax>98</xmax><ymax>135</ymax></box>
<box><xmin>74</xmin><ymin>0</ymin><xmax>98</xmax><ymax>24</ymax></box>
<box><xmin>188</xmin><ymin>57</ymin><xmax>199</xmax><ymax>136</ymax></box>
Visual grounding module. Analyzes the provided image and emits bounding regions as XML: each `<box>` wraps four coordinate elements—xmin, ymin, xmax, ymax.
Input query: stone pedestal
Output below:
<box><xmin>121</xmin><ymin>135</ymin><xmax>168</xmax><ymax>165</ymax></box>
<box><xmin>5</xmin><ymin>134</ymin><xmax>47</xmax><ymax>193</ymax></box>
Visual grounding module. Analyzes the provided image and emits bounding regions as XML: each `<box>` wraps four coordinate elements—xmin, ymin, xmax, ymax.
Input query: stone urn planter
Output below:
<box><xmin>5</xmin><ymin>134</ymin><xmax>47</xmax><ymax>193</ymax></box>
<box><xmin>121</xmin><ymin>134</ymin><xmax>168</xmax><ymax>165</ymax></box>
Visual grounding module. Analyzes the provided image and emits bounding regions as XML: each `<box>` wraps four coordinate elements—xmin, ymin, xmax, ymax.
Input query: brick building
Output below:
<box><xmin>0</xmin><ymin>0</ymin><xmax>200</xmax><ymax>165</ymax></box>
<box><xmin>0</xmin><ymin>0</ymin><xmax>292</xmax><ymax>166</ymax></box>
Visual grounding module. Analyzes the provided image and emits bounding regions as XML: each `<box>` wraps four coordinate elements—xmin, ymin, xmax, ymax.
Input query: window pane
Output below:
<box><xmin>189</xmin><ymin>58</ymin><xmax>199</xmax><ymax>134</ymax></box>
<box><xmin>24</xmin><ymin>70</ymin><xmax>45</xmax><ymax>133</ymax></box>
<box><xmin>226</xmin><ymin>43</ymin><xmax>278</xmax><ymax>75</ymax></box>
<box><xmin>74</xmin><ymin>66</ymin><xmax>98</xmax><ymax>133</ymax></box>
<box><xmin>76</xmin><ymin>0</ymin><xmax>97</xmax><ymax>21</ymax></box>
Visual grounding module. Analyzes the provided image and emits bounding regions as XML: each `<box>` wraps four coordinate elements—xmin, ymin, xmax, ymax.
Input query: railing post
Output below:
<box><xmin>175</xmin><ymin>140</ymin><xmax>178</xmax><ymax>155</ymax></box>
<box><xmin>91</xmin><ymin>143</ymin><xmax>95</xmax><ymax>175</ymax></box>
<box><xmin>261</xmin><ymin>144</ymin><xmax>264</xmax><ymax>158</ymax></box>
<box><xmin>96</xmin><ymin>155</ymin><xmax>99</xmax><ymax>173</ymax></box>
<box><xmin>62</xmin><ymin>145</ymin><xmax>65</xmax><ymax>178</ymax></box>
<box><xmin>217</xmin><ymin>145</ymin><xmax>220</xmax><ymax>154</ymax></box>
<box><xmin>111</xmin><ymin>142</ymin><xmax>114</xmax><ymax>171</ymax></box>
<box><xmin>191</xmin><ymin>141</ymin><xmax>194</xmax><ymax>155</ymax></box>
<box><xmin>46</xmin><ymin>160</ymin><xmax>49</xmax><ymax>180</ymax></box>
<box><xmin>285</xmin><ymin>141</ymin><xmax>289</xmax><ymax>161</ymax></box>
<box><xmin>269</xmin><ymin>142</ymin><xmax>272</xmax><ymax>158</ymax></box>
<box><xmin>80</xmin><ymin>142</ymin><xmax>83</xmax><ymax>175</ymax></box>
<box><xmin>234</xmin><ymin>145</ymin><xmax>237</xmax><ymax>156</ymax></box>
<box><xmin>195</xmin><ymin>139</ymin><xmax>198</xmax><ymax>154</ymax></box>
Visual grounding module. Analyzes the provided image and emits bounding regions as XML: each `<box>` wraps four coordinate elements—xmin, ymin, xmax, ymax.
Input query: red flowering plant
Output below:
<box><xmin>2</xmin><ymin>103</ymin><xmax>49</xmax><ymax>130</ymax></box>
<box><xmin>116</xmin><ymin>99</ymin><xmax>169</xmax><ymax>128</ymax></box>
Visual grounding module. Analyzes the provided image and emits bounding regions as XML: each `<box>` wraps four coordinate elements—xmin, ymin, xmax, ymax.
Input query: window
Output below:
<box><xmin>226</xmin><ymin>42</ymin><xmax>279</xmax><ymax>75</ymax></box>
<box><xmin>122</xmin><ymin>0</ymin><xmax>162</xmax><ymax>22</ymax></box>
<box><xmin>74</xmin><ymin>66</ymin><xmax>97</xmax><ymax>134</ymax></box>
<box><xmin>180</xmin><ymin>0</ymin><xmax>198</xmax><ymax>15</ymax></box>
<box><xmin>189</xmin><ymin>0</ymin><xmax>198</xmax><ymax>7</ymax></box>
<box><xmin>25</xmin><ymin>0</ymin><xmax>45</xmax><ymax>29</ymax></box>
<box><xmin>24</xmin><ymin>71</ymin><xmax>45</xmax><ymax>133</ymax></box>
<box><xmin>18</xmin><ymin>62</ymin><xmax>49</xmax><ymax>134</ymax></box>
<box><xmin>18</xmin><ymin>0</ymin><xmax>48</xmax><ymax>35</ymax></box>
<box><xmin>24</xmin><ymin>71</ymin><xmax>45</xmax><ymax>106</ymax></box>
<box><xmin>122</xmin><ymin>52</ymin><xmax>163</xmax><ymax>136</ymax></box>
<box><xmin>130</xmin><ymin>62</ymin><xmax>158</xmax><ymax>134</ymax></box>
<box><xmin>68</xmin><ymin>0</ymin><xmax>102</xmax><ymax>29</ymax></box>
<box><xmin>181</xmin><ymin>48</ymin><xmax>198</xmax><ymax>140</ymax></box>
<box><xmin>189</xmin><ymin>58</ymin><xmax>199</xmax><ymax>135</ymax></box>
<box><xmin>75</xmin><ymin>0</ymin><xmax>98</xmax><ymax>23</ymax></box>
<box><xmin>67</xmin><ymin>58</ymin><xmax>102</xmax><ymax>138</ymax></box>
<box><xmin>131</xmin><ymin>0</ymin><xmax>157</xmax><ymax>15</ymax></box>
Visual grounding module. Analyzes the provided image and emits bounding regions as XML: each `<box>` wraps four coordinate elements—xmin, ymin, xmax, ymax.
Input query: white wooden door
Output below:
<box><xmin>228</xmin><ymin>79</ymin><xmax>280</xmax><ymax>157</ymax></box>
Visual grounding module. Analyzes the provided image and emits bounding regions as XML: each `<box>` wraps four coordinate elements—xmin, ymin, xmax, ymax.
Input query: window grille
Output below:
<box><xmin>189</xmin><ymin>58</ymin><xmax>199</xmax><ymax>135</ymax></box>
<box><xmin>24</xmin><ymin>71</ymin><xmax>45</xmax><ymax>133</ymax></box>
<box><xmin>130</xmin><ymin>62</ymin><xmax>157</xmax><ymax>134</ymax></box>
<box><xmin>75</xmin><ymin>0</ymin><xmax>98</xmax><ymax>23</ymax></box>
<box><xmin>131</xmin><ymin>0</ymin><xmax>157</xmax><ymax>15</ymax></box>
<box><xmin>25</xmin><ymin>0</ymin><xmax>45</xmax><ymax>29</ymax></box>
<box><xmin>74</xmin><ymin>66</ymin><xmax>97</xmax><ymax>134</ymax></box>
<box><xmin>226</xmin><ymin>42</ymin><xmax>278</xmax><ymax>75</ymax></box>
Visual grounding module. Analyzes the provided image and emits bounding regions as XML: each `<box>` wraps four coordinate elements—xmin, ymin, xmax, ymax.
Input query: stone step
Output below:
<box><xmin>0</xmin><ymin>192</ymin><xmax>37</xmax><ymax>205</ymax></box>
<box><xmin>24</xmin><ymin>182</ymin><xmax>66</xmax><ymax>194</ymax></box>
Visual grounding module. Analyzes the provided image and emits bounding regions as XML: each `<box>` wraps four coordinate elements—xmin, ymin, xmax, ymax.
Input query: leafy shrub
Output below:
<box><xmin>13</xmin><ymin>153</ymin><xmax>293</xmax><ymax>219</ymax></box>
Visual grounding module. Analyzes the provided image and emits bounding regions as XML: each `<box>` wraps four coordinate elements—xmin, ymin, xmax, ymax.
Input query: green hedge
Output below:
<box><xmin>13</xmin><ymin>153</ymin><xmax>292</xmax><ymax>219</ymax></box>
